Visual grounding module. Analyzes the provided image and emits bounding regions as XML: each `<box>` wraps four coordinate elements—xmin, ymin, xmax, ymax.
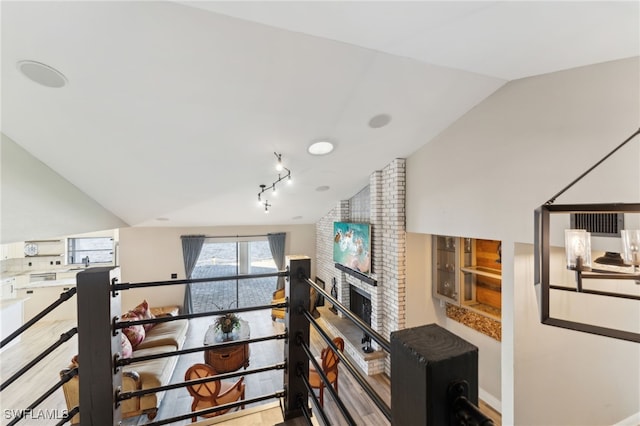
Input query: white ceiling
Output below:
<box><xmin>2</xmin><ymin>1</ymin><xmax>638</xmax><ymax>232</ymax></box>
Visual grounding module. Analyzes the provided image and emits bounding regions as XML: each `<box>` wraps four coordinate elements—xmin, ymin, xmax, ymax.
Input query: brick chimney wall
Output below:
<box><xmin>315</xmin><ymin>158</ymin><xmax>406</xmax><ymax>375</ymax></box>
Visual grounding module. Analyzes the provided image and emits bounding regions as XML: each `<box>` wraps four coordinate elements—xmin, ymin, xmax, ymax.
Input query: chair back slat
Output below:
<box><xmin>185</xmin><ymin>363</ymin><xmax>222</xmax><ymax>400</ymax></box>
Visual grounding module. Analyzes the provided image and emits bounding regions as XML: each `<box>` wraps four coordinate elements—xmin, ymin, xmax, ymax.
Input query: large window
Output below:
<box><xmin>67</xmin><ymin>237</ymin><xmax>114</xmax><ymax>265</ymax></box>
<box><xmin>190</xmin><ymin>239</ymin><xmax>276</xmax><ymax>313</ymax></box>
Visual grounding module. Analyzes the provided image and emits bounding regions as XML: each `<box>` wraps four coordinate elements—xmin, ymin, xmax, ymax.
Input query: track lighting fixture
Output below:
<box><xmin>257</xmin><ymin>152</ymin><xmax>292</xmax><ymax>213</ymax></box>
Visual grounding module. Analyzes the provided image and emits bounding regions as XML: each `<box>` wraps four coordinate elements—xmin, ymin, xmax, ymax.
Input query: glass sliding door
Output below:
<box><xmin>238</xmin><ymin>240</ymin><xmax>277</xmax><ymax>308</ymax></box>
<box><xmin>190</xmin><ymin>238</ymin><xmax>277</xmax><ymax>313</ymax></box>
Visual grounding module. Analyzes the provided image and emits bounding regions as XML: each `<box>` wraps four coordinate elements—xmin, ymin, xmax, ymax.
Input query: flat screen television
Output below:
<box><xmin>333</xmin><ymin>222</ymin><xmax>371</xmax><ymax>275</ymax></box>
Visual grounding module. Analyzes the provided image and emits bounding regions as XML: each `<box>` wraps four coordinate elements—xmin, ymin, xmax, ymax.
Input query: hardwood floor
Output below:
<box><xmin>0</xmin><ymin>309</ymin><xmax>501</xmax><ymax>425</ymax></box>
<box><xmin>0</xmin><ymin>319</ymin><xmax>78</xmax><ymax>426</ymax></box>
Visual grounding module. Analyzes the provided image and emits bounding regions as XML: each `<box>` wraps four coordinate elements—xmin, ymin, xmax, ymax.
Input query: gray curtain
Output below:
<box><xmin>181</xmin><ymin>235</ymin><xmax>205</xmax><ymax>314</ymax></box>
<box><xmin>267</xmin><ymin>232</ymin><xmax>286</xmax><ymax>290</ymax></box>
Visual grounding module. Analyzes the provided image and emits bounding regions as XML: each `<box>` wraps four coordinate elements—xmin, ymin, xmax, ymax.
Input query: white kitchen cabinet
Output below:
<box><xmin>1</xmin><ymin>277</ymin><xmax>17</xmax><ymax>299</ymax></box>
<box><xmin>16</xmin><ymin>285</ymin><xmax>77</xmax><ymax>322</ymax></box>
<box><xmin>1</xmin><ymin>299</ymin><xmax>25</xmax><ymax>352</ymax></box>
<box><xmin>1</xmin><ymin>242</ymin><xmax>25</xmax><ymax>260</ymax></box>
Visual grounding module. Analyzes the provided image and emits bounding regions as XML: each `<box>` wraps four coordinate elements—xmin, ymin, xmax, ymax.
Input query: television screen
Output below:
<box><xmin>333</xmin><ymin>222</ymin><xmax>371</xmax><ymax>275</ymax></box>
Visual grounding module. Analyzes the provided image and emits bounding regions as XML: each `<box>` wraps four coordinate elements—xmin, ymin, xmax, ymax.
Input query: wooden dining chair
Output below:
<box><xmin>309</xmin><ymin>337</ymin><xmax>345</xmax><ymax>407</ymax></box>
<box><xmin>184</xmin><ymin>363</ymin><xmax>245</xmax><ymax>422</ymax></box>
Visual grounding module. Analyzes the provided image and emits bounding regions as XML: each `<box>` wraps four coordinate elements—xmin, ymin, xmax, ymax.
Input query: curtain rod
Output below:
<box><xmin>181</xmin><ymin>232</ymin><xmax>285</xmax><ymax>239</ymax></box>
<box><xmin>204</xmin><ymin>234</ymin><xmax>270</xmax><ymax>239</ymax></box>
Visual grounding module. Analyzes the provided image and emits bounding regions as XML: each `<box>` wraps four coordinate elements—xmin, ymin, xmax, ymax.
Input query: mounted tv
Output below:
<box><xmin>333</xmin><ymin>222</ymin><xmax>371</xmax><ymax>275</ymax></box>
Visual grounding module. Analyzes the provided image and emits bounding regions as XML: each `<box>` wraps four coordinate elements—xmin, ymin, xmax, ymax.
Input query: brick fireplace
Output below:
<box><xmin>315</xmin><ymin>159</ymin><xmax>406</xmax><ymax>375</ymax></box>
<box><xmin>350</xmin><ymin>285</ymin><xmax>372</xmax><ymax>326</ymax></box>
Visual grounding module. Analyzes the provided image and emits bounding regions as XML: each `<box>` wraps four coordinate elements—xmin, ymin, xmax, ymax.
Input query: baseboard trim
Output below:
<box><xmin>479</xmin><ymin>388</ymin><xmax>501</xmax><ymax>414</ymax></box>
<box><xmin>613</xmin><ymin>411</ymin><xmax>640</xmax><ymax>426</ymax></box>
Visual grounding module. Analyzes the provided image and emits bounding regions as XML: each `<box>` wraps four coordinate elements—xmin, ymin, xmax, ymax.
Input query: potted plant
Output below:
<box><xmin>214</xmin><ymin>302</ymin><xmax>241</xmax><ymax>339</ymax></box>
<box><xmin>215</xmin><ymin>312</ymin><xmax>240</xmax><ymax>334</ymax></box>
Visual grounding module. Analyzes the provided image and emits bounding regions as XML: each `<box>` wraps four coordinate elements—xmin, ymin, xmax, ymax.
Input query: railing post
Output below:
<box><xmin>391</xmin><ymin>324</ymin><xmax>479</xmax><ymax>425</ymax></box>
<box><xmin>77</xmin><ymin>267</ymin><xmax>122</xmax><ymax>425</ymax></box>
<box><xmin>283</xmin><ymin>255</ymin><xmax>311</xmax><ymax>420</ymax></box>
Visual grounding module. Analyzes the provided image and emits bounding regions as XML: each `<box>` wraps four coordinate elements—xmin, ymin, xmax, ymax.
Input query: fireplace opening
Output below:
<box><xmin>350</xmin><ymin>285</ymin><xmax>371</xmax><ymax>326</ymax></box>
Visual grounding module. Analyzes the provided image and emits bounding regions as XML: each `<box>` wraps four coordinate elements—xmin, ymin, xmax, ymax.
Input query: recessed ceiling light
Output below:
<box><xmin>316</xmin><ymin>185</ymin><xmax>330</xmax><ymax>192</ymax></box>
<box><xmin>156</xmin><ymin>217</ymin><xmax>170</xmax><ymax>221</ymax></box>
<box><xmin>17</xmin><ymin>60</ymin><xmax>67</xmax><ymax>88</ymax></box>
<box><xmin>308</xmin><ymin>141</ymin><xmax>334</xmax><ymax>156</ymax></box>
<box><xmin>368</xmin><ymin>114</ymin><xmax>392</xmax><ymax>129</ymax></box>
<box><xmin>292</xmin><ymin>216</ymin><xmax>303</xmax><ymax>220</ymax></box>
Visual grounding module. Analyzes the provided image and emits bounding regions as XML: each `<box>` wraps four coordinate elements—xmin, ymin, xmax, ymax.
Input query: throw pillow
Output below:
<box><xmin>69</xmin><ymin>334</ymin><xmax>132</xmax><ymax>365</ymax></box>
<box><xmin>120</xmin><ymin>332</ymin><xmax>133</xmax><ymax>359</ymax></box>
<box><xmin>131</xmin><ymin>299</ymin><xmax>155</xmax><ymax>332</ymax></box>
<box><xmin>121</xmin><ymin>311</ymin><xmax>146</xmax><ymax>348</ymax></box>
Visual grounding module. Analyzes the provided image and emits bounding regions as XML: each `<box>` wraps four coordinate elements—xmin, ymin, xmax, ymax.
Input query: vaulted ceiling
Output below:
<box><xmin>2</xmin><ymin>1</ymin><xmax>638</xmax><ymax>239</ymax></box>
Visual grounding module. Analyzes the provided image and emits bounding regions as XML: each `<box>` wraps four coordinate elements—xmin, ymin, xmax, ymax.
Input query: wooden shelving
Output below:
<box><xmin>460</xmin><ymin>266</ymin><xmax>501</xmax><ymax>280</ymax></box>
<box><xmin>433</xmin><ymin>235</ymin><xmax>503</xmax><ymax>332</ymax></box>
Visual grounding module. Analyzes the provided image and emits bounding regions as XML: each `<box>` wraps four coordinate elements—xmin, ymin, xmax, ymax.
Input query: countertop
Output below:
<box><xmin>2</xmin><ymin>268</ymin><xmax>83</xmax><ymax>289</ymax></box>
<box><xmin>16</xmin><ymin>279</ymin><xmax>76</xmax><ymax>290</ymax></box>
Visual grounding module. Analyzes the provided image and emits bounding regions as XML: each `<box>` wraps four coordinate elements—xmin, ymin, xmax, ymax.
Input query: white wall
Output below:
<box><xmin>515</xmin><ymin>244</ymin><xmax>640</xmax><ymax>426</ymax></box>
<box><xmin>118</xmin><ymin>224</ymin><xmax>315</xmax><ymax>310</ymax></box>
<box><xmin>405</xmin><ymin>232</ymin><xmax>442</xmax><ymax>328</ymax></box>
<box><xmin>1</xmin><ymin>134</ymin><xmax>127</xmax><ymax>244</ymax></box>
<box><xmin>406</xmin><ymin>57</ymin><xmax>640</xmax><ymax>425</ymax></box>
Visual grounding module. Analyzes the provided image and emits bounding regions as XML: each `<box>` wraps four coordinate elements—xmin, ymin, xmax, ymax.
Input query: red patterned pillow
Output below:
<box><xmin>131</xmin><ymin>300</ymin><xmax>155</xmax><ymax>332</ymax></box>
<box><xmin>121</xmin><ymin>311</ymin><xmax>146</xmax><ymax>348</ymax></box>
<box><xmin>69</xmin><ymin>334</ymin><xmax>131</xmax><ymax>364</ymax></box>
<box><xmin>121</xmin><ymin>332</ymin><xmax>133</xmax><ymax>359</ymax></box>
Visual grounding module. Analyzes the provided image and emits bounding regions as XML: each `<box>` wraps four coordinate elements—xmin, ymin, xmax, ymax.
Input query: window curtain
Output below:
<box><xmin>267</xmin><ymin>232</ymin><xmax>286</xmax><ymax>290</ymax></box>
<box><xmin>181</xmin><ymin>235</ymin><xmax>205</xmax><ymax>314</ymax></box>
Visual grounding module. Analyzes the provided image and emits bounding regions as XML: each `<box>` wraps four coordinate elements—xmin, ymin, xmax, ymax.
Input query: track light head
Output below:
<box><xmin>256</xmin><ymin>154</ymin><xmax>291</xmax><ymax>214</ymax></box>
<box><xmin>275</xmin><ymin>152</ymin><xmax>283</xmax><ymax>172</ymax></box>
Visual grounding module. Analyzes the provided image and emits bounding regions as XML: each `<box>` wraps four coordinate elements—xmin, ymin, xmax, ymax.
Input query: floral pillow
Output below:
<box><xmin>69</xmin><ymin>333</ymin><xmax>132</xmax><ymax>365</ymax></box>
<box><xmin>121</xmin><ymin>311</ymin><xmax>146</xmax><ymax>348</ymax></box>
<box><xmin>120</xmin><ymin>332</ymin><xmax>133</xmax><ymax>358</ymax></box>
<box><xmin>131</xmin><ymin>300</ymin><xmax>155</xmax><ymax>332</ymax></box>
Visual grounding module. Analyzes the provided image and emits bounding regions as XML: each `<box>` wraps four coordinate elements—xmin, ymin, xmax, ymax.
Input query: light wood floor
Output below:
<box><xmin>0</xmin><ymin>309</ymin><xmax>500</xmax><ymax>425</ymax></box>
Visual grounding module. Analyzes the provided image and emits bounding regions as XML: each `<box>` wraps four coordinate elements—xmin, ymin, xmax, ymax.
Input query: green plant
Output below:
<box><xmin>215</xmin><ymin>313</ymin><xmax>240</xmax><ymax>334</ymax></box>
<box><xmin>213</xmin><ymin>302</ymin><xmax>241</xmax><ymax>334</ymax></box>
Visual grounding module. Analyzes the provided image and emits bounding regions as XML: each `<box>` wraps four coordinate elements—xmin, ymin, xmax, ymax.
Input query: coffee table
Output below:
<box><xmin>203</xmin><ymin>319</ymin><xmax>250</xmax><ymax>373</ymax></box>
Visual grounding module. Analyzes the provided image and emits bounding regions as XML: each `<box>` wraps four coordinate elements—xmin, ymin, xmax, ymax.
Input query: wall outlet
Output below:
<box><xmin>171</xmin><ymin>273</ymin><xmax>177</xmax><ymax>279</ymax></box>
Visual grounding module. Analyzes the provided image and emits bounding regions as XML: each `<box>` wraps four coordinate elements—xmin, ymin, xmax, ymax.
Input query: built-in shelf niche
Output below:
<box><xmin>433</xmin><ymin>235</ymin><xmax>502</xmax><ymax>339</ymax></box>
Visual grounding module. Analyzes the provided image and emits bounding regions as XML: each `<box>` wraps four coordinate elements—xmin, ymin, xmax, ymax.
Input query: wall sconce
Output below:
<box><xmin>534</xmin><ymin>128</ymin><xmax>640</xmax><ymax>343</ymax></box>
